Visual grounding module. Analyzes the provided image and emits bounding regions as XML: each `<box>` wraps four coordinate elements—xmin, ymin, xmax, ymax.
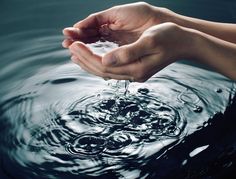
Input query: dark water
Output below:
<box><xmin>0</xmin><ymin>0</ymin><xmax>236</xmax><ymax>179</ymax></box>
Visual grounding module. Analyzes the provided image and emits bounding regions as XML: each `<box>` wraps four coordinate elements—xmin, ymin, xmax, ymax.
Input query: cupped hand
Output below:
<box><xmin>69</xmin><ymin>22</ymin><xmax>197</xmax><ymax>82</ymax></box>
<box><xmin>62</xmin><ymin>2</ymin><xmax>167</xmax><ymax>47</ymax></box>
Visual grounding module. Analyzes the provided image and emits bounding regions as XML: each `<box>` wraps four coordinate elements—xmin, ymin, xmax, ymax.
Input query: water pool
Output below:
<box><xmin>0</xmin><ymin>0</ymin><xmax>236</xmax><ymax>178</ymax></box>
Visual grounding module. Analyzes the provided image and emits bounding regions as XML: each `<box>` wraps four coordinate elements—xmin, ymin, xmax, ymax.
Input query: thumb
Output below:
<box><xmin>102</xmin><ymin>40</ymin><xmax>148</xmax><ymax>67</ymax></box>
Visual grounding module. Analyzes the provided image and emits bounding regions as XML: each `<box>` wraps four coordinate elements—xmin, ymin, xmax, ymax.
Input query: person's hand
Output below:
<box><xmin>62</xmin><ymin>2</ymin><xmax>172</xmax><ymax>47</ymax></box>
<box><xmin>69</xmin><ymin>22</ymin><xmax>198</xmax><ymax>82</ymax></box>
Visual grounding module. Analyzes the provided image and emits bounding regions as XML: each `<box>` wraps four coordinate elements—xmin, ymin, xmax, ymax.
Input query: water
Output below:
<box><xmin>0</xmin><ymin>0</ymin><xmax>236</xmax><ymax>179</ymax></box>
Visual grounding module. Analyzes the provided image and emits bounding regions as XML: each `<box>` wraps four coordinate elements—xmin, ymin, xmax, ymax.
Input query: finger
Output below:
<box><xmin>102</xmin><ymin>38</ymin><xmax>151</xmax><ymax>67</ymax></box>
<box><xmin>62</xmin><ymin>39</ymin><xmax>74</xmax><ymax>48</ymax></box>
<box><xmin>69</xmin><ymin>42</ymin><xmax>108</xmax><ymax>77</ymax></box>
<box><xmin>77</xmin><ymin>57</ymin><xmax>133</xmax><ymax>81</ymax></box>
<box><xmin>63</xmin><ymin>27</ymin><xmax>99</xmax><ymax>40</ymax></box>
<box><xmin>71</xmin><ymin>54</ymin><xmax>101</xmax><ymax>77</ymax></box>
<box><xmin>69</xmin><ymin>41</ymin><xmax>136</xmax><ymax>78</ymax></box>
<box><xmin>69</xmin><ymin>42</ymin><xmax>133</xmax><ymax>80</ymax></box>
<box><xmin>70</xmin><ymin>55</ymin><xmax>79</xmax><ymax>62</ymax></box>
<box><xmin>104</xmin><ymin>52</ymin><xmax>168</xmax><ymax>82</ymax></box>
<box><xmin>69</xmin><ymin>44</ymin><xmax>104</xmax><ymax>77</ymax></box>
<box><xmin>69</xmin><ymin>41</ymin><xmax>102</xmax><ymax>67</ymax></box>
<box><xmin>73</xmin><ymin>9</ymin><xmax>114</xmax><ymax>29</ymax></box>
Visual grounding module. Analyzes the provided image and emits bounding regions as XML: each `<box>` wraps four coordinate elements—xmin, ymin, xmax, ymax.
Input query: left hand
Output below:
<box><xmin>62</xmin><ymin>2</ymin><xmax>174</xmax><ymax>48</ymax></box>
<box><xmin>68</xmin><ymin>22</ymin><xmax>198</xmax><ymax>82</ymax></box>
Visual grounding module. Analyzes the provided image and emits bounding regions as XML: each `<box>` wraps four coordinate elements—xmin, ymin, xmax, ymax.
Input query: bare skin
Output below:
<box><xmin>62</xmin><ymin>2</ymin><xmax>236</xmax><ymax>81</ymax></box>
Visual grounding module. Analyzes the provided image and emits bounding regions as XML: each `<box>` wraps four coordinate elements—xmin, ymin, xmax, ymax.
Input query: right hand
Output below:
<box><xmin>62</xmin><ymin>2</ymin><xmax>173</xmax><ymax>47</ymax></box>
<box><xmin>68</xmin><ymin>22</ymin><xmax>198</xmax><ymax>82</ymax></box>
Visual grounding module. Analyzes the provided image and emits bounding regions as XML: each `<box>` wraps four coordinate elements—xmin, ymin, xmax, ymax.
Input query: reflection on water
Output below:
<box><xmin>0</xmin><ymin>29</ymin><xmax>235</xmax><ymax>179</ymax></box>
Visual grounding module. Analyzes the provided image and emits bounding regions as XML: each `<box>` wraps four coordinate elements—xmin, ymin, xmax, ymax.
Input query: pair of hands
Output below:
<box><xmin>62</xmin><ymin>2</ymin><xmax>196</xmax><ymax>82</ymax></box>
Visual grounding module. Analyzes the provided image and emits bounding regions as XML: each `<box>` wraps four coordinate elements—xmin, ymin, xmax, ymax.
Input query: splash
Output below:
<box><xmin>0</xmin><ymin>35</ymin><xmax>235</xmax><ymax>179</ymax></box>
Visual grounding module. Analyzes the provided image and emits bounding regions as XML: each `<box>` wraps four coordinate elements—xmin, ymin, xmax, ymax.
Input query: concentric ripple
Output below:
<box><xmin>85</xmin><ymin>94</ymin><xmax>184</xmax><ymax>139</ymax></box>
<box><xmin>67</xmin><ymin>134</ymin><xmax>107</xmax><ymax>155</ymax></box>
<box><xmin>0</xmin><ymin>29</ymin><xmax>235</xmax><ymax>179</ymax></box>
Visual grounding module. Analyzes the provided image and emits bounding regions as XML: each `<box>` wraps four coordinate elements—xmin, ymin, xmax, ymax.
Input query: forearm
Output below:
<box><xmin>156</xmin><ymin>7</ymin><xmax>236</xmax><ymax>44</ymax></box>
<box><xmin>191</xmin><ymin>30</ymin><xmax>236</xmax><ymax>80</ymax></box>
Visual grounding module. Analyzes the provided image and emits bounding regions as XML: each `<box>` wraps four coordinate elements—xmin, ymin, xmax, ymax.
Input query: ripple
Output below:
<box><xmin>67</xmin><ymin>134</ymin><xmax>106</xmax><ymax>155</ymax></box>
<box><xmin>106</xmin><ymin>132</ymin><xmax>133</xmax><ymax>153</ymax></box>
<box><xmin>50</xmin><ymin>77</ymin><xmax>78</xmax><ymax>84</ymax></box>
<box><xmin>137</xmin><ymin>88</ymin><xmax>150</xmax><ymax>95</ymax></box>
<box><xmin>0</xmin><ymin>30</ymin><xmax>235</xmax><ymax>179</ymax></box>
<box><xmin>29</xmin><ymin>127</ymin><xmax>76</xmax><ymax>148</ymax></box>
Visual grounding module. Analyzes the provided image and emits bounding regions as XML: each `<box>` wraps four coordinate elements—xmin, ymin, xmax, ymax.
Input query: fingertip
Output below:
<box><xmin>62</xmin><ymin>27</ymin><xmax>71</xmax><ymax>36</ymax></box>
<box><xmin>63</xmin><ymin>27</ymin><xmax>78</xmax><ymax>37</ymax></box>
<box><xmin>62</xmin><ymin>41</ymin><xmax>66</xmax><ymax>48</ymax></box>
<box><xmin>62</xmin><ymin>39</ymin><xmax>74</xmax><ymax>48</ymax></box>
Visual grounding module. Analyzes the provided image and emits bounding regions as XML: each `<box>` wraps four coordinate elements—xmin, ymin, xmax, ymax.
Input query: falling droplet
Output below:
<box><xmin>124</xmin><ymin>80</ymin><xmax>130</xmax><ymax>96</ymax></box>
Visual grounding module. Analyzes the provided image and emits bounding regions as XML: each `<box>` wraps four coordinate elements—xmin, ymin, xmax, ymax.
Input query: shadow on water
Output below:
<box><xmin>0</xmin><ymin>0</ymin><xmax>236</xmax><ymax>179</ymax></box>
<box><xmin>143</xmin><ymin>96</ymin><xmax>236</xmax><ymax>179</ymax></box>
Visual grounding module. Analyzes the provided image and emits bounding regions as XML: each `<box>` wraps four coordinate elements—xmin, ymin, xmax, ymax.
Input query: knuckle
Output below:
<box><xmin>166</xmin><ymin>22</ymin><xmax>178</xmax><ymax>29</ymax></box>
<box><xmin>89</xmin><ymin>13</ymin><xmax>98</xmax><ymax>18</ymax></box>
<box><xmin>87</xmin><ymin>13</ymin><xmax>95</xmax><ymax>19</ymax></box>
<box><xmin>136</xmin><ymin>2</ymin><xmax>149</xmax><ymax>7</ymax></box>
<box><xmin>163</xmin><ymin>22</ymin><xmax>180</xmax><ymax>35</ymax></box>
<box><xmin>138</xmin><ymin>1</ymin><xmax>147</xmax><ymax>5</ymax></box>
<box><xmin>88</xmin><ymin>13</ymin><xmax>100</xmax><ymax>22</ymax></box>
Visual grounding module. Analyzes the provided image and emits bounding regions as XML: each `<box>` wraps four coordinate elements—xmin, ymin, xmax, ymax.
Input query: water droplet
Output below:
<box><xmin>193</xmin><ymin>106</ymin><xmax>203</xmax><ymax>113</ymax></box>
<box><xmin>158</xmin><ymin>106</ymin><xmax>172</xmax><ymax>112</ymax></box>
<box><xmin>99</xmin><ymin>99</ymin><xmax>116</xmax><ymax>110</ymax></box>
<box><xmin>106</xmin><ymin>132</ymin><xmax>132</xmax><ymax>151</ymax></box>
<box><xmin>182</xmin><ymin>159</ymin><xmax>188</xmax><ymax>166</ymax></box>
<box><xmin>216</xmin><ymin>88</ymin><xmax>222</xmax><ymax>93</ymax></box>
<box><xmin>68</xmin><ymin>134</ymin><xmax>106</xmax><ymax>155</ymax></box>
<box><xmin>165</xmin><ymin>126</ymin><xmax>181</xmax><ymax>137</ymax></box>
<box><xmin>158</xmin><ymin>117</ymin><xmax>173</xmax><ymax>127</ymax></box>
<box><xmin>138</xmin><ymin>88</ymin><xmax>150</xmax><ymax>95</ymax></box>
<box><xmin>124</xmin><ymin>80</ymin><xmax>130</xmax><ymax>95</ymax></box>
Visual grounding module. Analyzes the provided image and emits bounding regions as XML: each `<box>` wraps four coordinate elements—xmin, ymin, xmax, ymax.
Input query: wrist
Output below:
<box><xmin>179</xmin><ymin>27</ymin><xmax>205</xmax><ymax>60</ymax></box>
<box><xmin>180</xmin><ymin>28</ymin><xmax>236</xmax><ymax>80</ymax></box>
<box><xmin>152</xmin><ymin>6</ymin><xmax>179</xmax><ymax>24</ymax></box>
